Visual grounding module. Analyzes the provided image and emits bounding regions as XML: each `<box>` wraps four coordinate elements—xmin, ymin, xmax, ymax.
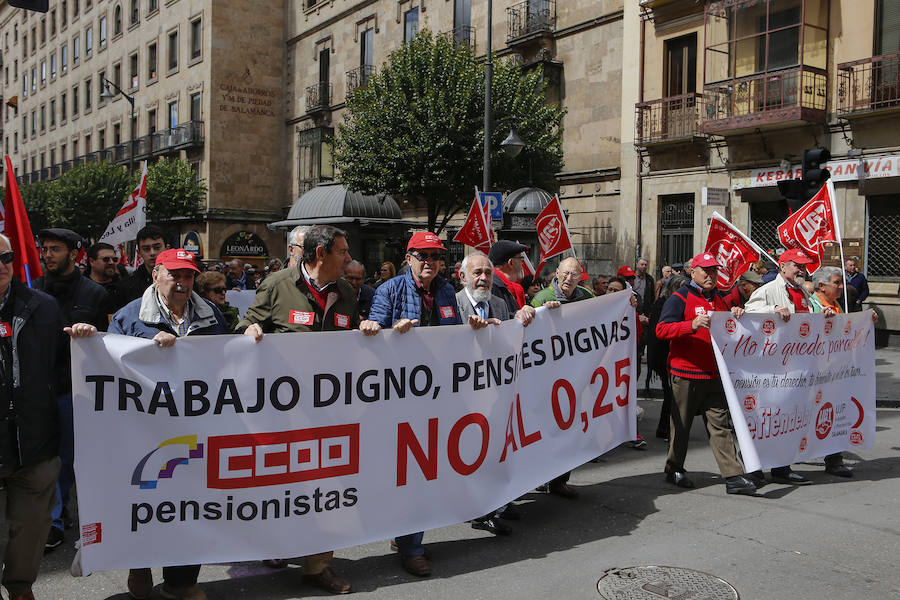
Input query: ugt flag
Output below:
<box><xmin>453</xmin><ymin>195</ymin><xmax>493</xmax><ymax>252</ymax></box>
<box><xmin>535</xmin><ymin>195</ymin><xmax>573</xmax><ymax>264</ymax></box>
<box><xmin>3</xmin><ymin>156</ymin><xmax>43</xmax><ymax>285</ymax></box>
<box><xmin>99</xmin><ymin>164</ymin><xmax>148</xmax><ymax>247</ymax></box>
<box><xmin>704</xmin><ymin>212</ymin><xmax>761</xmax><ymax>289</ymax></box>
<box><xmin>777</xmin><ymin>180</ymin><xmax>839</xmax><ymax>275</ymax></box>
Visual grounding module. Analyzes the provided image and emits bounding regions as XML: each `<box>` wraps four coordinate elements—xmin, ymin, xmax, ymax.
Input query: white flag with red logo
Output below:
<box><xmin>777</xmin><ymin>180</ymin><xmax>839</xmax><ymax>275</ymax></box>
<box><xmin>704</xmin><ymin>212</ymin><xmax>764</xmax><ymax>289</ymax></box>
<box><xmin>99</xmin><ymin>164</ymin><xmax>148</xmax><ymax>247</ymax></box>
<box><xmin>453</xmin><ymin>195</ymin><xmax>493</xmax><ymax>252</ymax></box>
<box><xmin>535</xmin><ymin>195</ymin><xmax>573</xmax><ymax>264</ymax></box>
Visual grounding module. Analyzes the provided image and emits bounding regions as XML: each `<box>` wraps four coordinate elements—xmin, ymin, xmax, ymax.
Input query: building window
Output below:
<box><xmin>99</xmin><ymin>15</ymin><xmax>106</xmax><ymax>48</ymax></box>
<box><xmin>60</xmin><ymin>143</ymin><xmax>65</xmax><ymax>160</ymax></box>
<box><xmin>98</xmin><ymin>128</ymin><xmax>105</xmax><ymax>149</ymax></box>
<box><xmin>867</xmin><ymin>196</ymin><xmax>900</xmax><ymax>280</ymax></box>
<box><xmin>40</xmin><ymin>105</ymin><xmax>45</xmax><ymax>131</ymax></box>
<box><xmin>72</xmin><ymin>84</ymin><xmax>79</xmax><ymax>115</ymax></box>
<box><xmin>297</xmin><ymin>126</ymin><xmax>335</xmax><ymax>194</ymax></box>
<box><xmin>84</xmin><ymin>133</ymin><xmax>90</xmax><ymax>152</ymax></box>
<box><xmin>61</xmin><ymin>91</ymin><xmax>67</xmax><ymax>120</ymax></box>
<box><xmin>130</xmin><ymin>0</ymin><xmax>139</xmax><ymax>25</ymax></box>
<box><xmin>61</xmin><ymin>1</ymin><xmax>67</xmax><ymax>27</ymax></box>
<box><xmin>22</xmin><ymin>33</ymin><xmax>26</xmax><ymax>59</ymax></box>
<box><xmin>31</xmin><ymin>66</ymin><xmax>36</xmax><ymax>92</ymax></box>
<box><xmin>129</xmin><ymin>52</ymin><xmax>138</xmax><ymax>88</ymax></box>
<box><xmin>190</xmin><ymin>91</ymin><xmax>200</xmax><ymax>121</ymax></box>
<box><xmin>360</xmin><ymin>26</ymin><xmax>373</xmax><ymax>72</ymax></box>
<box><xmin>114</xmin><ymin>5</ymin><xmax>122</xmax><ymax>36</ymax></box>
<box><xmin>97</xmin><ymin>68</ymin><xmax>105</xmax><ymax>102</ymax></box>
<box><xmin>40</xmin><ymin>59</ymin><xmax>46</xmax><ymax>85</ymax></box>
<box><xmin>147</xmin><ymin>41</ymin><xmax>157</xmax><ymax>80</ymax></box>
<box><xmin>113</xmin><ymin>62</ymin><xmax>121</xmax><ymax>90</ymax></box>
<box><xmin>50</xmin><ymin>98</ymin><xmax>56</xmax><ymax>126</ymax></box>
<box><xmin>72</xmin><ymin>139</ymin><xmax>78</xmax><ymax>157</ymax></box>
<box><xmin>148</xmin><ymin>0</ymin><xmax>157</xmax><ymax>13</ymax></box>
<box><xmin>40</xmin><ymin>17</ymin><xmax>46</xmax><ymax>44</ymax></box>
<box><xmin>148</xmin><ymin>108</ymin><xmax>156</xmax><ymax>133</ymax></box>
<box><xmin>190</xmin><ymin>18</ymin><xmax>201</xmax><ymax>61</ymax></box>
<box><xmin>85</xmin><ymin>26</ymin><xmax>92</xmax><ymax>57</ymax></box>
<box><xmin>50</xmin><ymin>148</ymin><xmax>55</xmax><ymax>165</ymax></box>
<box><xmin>84</xmin><ymin>77</ymin><xmax>91</xmax><ymax>109</ymax></box>
<box><xmin>61</xmin><ymin>44</ymin><xmax>68</xmax><ymax>72</ymax></box>
<box><xmin>113</xmin><ymin>122</ymin><xmax>120</xmax><ymax>144</ymax></box>
<box><xmin>404</xmin><ymin>8</ymin><xmax>419</xmax><ymax>43</ymax></box>
<box><xmin>73</xmin><ymin>0</ymin><xmax>79</xmax><ymax>17</ymax></box>
<box><xmin>50</xmin><ymin>9</ymin><xmax>56</xmax><ymax>36</ymax></box>
<box><xmin>50</xmin><ymin>52</ymin><xmax>57</xmax><ymax>78</ymax></box>
<box><xmin>167</xmin><ymin>30</ymin><xmax>178</xmax><ymax>72</ymax></box>
<box><xmin>665</xmin><ymin>33</ymin><xmax>697</xmax><ymax>96</ymax></box>
<box><xmin>73</xmin><ymin>34</ymin><xmax>80</xmax><ymax>64</ymax></box>
<box><xmin>168</xmin><ymin>100</ymin><xmax>177</xmax><ymax>128</ymax></box>
<box><xmin>30</xmin><ymin>110</ymin><xmax>35</xmax><ymax>135</ymax></box>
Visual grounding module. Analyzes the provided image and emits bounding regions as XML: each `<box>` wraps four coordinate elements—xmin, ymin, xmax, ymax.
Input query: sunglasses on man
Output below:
<box><xmin>0</xmin><ymin>251</ymin><xmax>14</xmax><ymax>265</ymax></box>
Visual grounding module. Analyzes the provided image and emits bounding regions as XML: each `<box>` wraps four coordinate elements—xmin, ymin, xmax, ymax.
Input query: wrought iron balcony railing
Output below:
<box><xmin>346</xmin><ymin>65</ymin><xmax>376</xmax><ymax>96</ymax></box>
<box><xmin>837</xmin><ymin>52</ymin><xmax>900</xmax><ymax>117</ymax></box>
<box><xmin>507</xmin><ymin>0</ymin><xmax>555</xmax><ymax>42</ymax></box>
<box><xmin>702</xmin><ymin>66</ymin><xmax>827</xmax><ymax>134</ymax></box>
<box><xmin>635</xmin><ymin>93</ymin><xmax>705</xmax><ymax>146</ymax></box>
<box><xmin>306</xmin><ymin>82</ymin><xmax>332</xmax><ymax>113</ymax></box>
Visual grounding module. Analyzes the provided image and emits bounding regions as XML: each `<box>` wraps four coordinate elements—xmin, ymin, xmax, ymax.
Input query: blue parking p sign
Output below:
<box><xmin>479</xmin><ymin>192</ymin><xmax>504</xmax><ymax>221</ymax></box>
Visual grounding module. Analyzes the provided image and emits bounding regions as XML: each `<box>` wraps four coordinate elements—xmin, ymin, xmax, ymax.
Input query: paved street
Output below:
<box><xmin>32</xmin><ymin>346</ymin><xmax>900</xmax><ymax>600</ymax></box>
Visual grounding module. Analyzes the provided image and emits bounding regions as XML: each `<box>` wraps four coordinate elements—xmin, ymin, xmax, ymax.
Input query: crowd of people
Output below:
<box><xmin>0</xmin><ymin>221</ymin><xmax>880</xmax><ymax>600</ymax></box>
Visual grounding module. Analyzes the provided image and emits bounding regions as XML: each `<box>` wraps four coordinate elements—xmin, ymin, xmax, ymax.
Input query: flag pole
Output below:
<box><xmin>711</xmin><ymin>211</ymin><xmax>778</xmax><ymax>266</ymax></box>
<box><xmin>824</xmin><ymin>181</ymin><xmax>850</xmax><ymax>313</ymax></box>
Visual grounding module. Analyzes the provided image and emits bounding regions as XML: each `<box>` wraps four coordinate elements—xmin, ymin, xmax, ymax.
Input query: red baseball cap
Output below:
<box><xmin>407</xmin><ymin>231</ymin><xmax>447</xmax><ymax>252</ymax></box>
<box><xmin>156</xmin><ymin>248</ymin><xmax>200</xmax><ymax>272</ymax></box>
<box><xmin>691</xmin><ymin>252</ymin><xmax>722</xmax><ymax>269</ymax></box>
<box><xmin>617</xmin><ymin>265</ymin><xmax>636</xmax><ymax>277</ymax></box>
<box><xmin>779</xmin><ymin>248</ymin><xmax>813</xmax><ymax>265</ymax></box>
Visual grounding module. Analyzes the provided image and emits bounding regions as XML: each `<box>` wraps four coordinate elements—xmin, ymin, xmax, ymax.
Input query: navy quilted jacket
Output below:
<box><xmin>368</xmin><ymin>271</ymin><xmax>462</xmax><ymax>327</ymax></box>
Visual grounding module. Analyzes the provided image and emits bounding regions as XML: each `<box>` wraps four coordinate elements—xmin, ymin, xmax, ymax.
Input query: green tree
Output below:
<box><xmin>145</xmin><ymin>158</ymin><xmax>207</xmax><ymax>224</ymax></box>
<box><xmin>19</xmin><ymin>181</ymin><xmax>58</xmax><ymax>233</ymax></box>
<box><xmin>51</xmin><ymin>161</ymin><xmax>133</xmax><ymax>240</ymax></box>
<box><xmin>333</xmin><ymin>31</ymin><xmax>565</xmax><ymax>233</ymax></box>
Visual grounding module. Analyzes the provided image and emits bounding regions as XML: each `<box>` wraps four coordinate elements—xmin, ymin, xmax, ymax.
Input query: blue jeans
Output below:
<box><xmin>51</xmin><ymin>393</ymin><xmax>74</xmax><ymax>532</ymax></box>
<box><xmin>394</xmin><ymin>532</ymin><xmax>425</xmax><ymax>557</ymax></box>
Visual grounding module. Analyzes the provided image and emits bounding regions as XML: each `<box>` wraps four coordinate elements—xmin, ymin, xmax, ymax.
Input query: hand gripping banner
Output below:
<box><xmin>71</xmin><ymin>292</ymin><xmax>637</xmax><ymax>574</ymax></box>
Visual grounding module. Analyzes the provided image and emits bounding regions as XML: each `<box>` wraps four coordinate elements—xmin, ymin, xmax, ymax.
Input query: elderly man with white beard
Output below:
<box><xmin>455</xmin><ymin>251</ymin><xmax>536</xmax><ymax>534</ymax></box>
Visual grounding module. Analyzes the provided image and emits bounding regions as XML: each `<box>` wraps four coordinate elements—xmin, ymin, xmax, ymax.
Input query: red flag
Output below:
<box><xmin>521</xmin><ymin>252</ymin><xmax>535</xmax><ymax>278</ymax></box>
<box><xmin>535</xmin><ymin>195</ymin><xmax>573</xmax><ymax>264</ymax></box>
<box><xmin>3</xmin><ymin>156</ymin><xmax>43</xmax><ymax>285</ymax></box>
<box><xmin>74</xmin><ymin>247</ymin><xmax>88</xmax><ymax>272</ymax></box>
<box><xmin>117</xmin><ymin>243</ymin><xmax>129</xmax><ymax>264</ymax></box>
<box><xmin>453</xmin><ymin>196</ymin><xmax>492</xmax><ymax>252</ymax></box>
<box><xmin>777</xmin><ymin>181</ymin><xmax>838</xmax><ymax>275</ymax></box>
<box><xmin>704</xmin><ymin>213</ymin><xmax>761</xmax><ymax>289</ymax></box>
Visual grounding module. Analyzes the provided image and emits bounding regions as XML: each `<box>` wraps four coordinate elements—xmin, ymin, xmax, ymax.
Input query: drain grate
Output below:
<box><xmin>596</xmin><ymin>565</ymin><xmax>739</xmax><ymax>599</ymax></box>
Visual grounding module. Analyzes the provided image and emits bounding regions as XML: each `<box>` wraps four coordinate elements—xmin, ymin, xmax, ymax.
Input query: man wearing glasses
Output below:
<box><xmin>87</xmin><ymin>242</ymin><xmax>125</xmax><ymax>317</ymax></box>
<box><xmin>34</xmin><ymin>228</ymin><xmax>108</xmax><ymax>551</ymax></box>
<box><xmin>360</xmin><ymin>232</ymin><xmax>492</xmax><ymax>577</ymax></box>
<box><xmin>117</xmin><ymin>224</ymin><xmax>167</xmax><ymax>309</ymax></box>
<box><xmin>0</xmin><ymin>233</ymin><xmax>66</xmax><ymax>600</ymax></box>
<box><xmin>488</xmin><ymin>240</ymin><xmax>529</xmax><ymax>314</ymax></box>
<box><xmin>530</xmin><ymin>256</ymin><xmax>593</xmax><ymax>498</ymax></box>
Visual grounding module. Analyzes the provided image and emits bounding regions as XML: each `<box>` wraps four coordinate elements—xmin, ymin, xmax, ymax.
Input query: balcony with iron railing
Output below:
<box><xmin>346</xmin><ymin>65</ymin><xmax>376</xmax><ymax>96</ymax></box>
<box><xmin>702</xmin><ymin>66</ymin><xmax>827</xmax><ymax>135</ymax></box>
<box><xmin>440</xmin><ymin>25</ymin><xmax>476</xmax><ymax>50</ymax></box>
<box><xmin>506</xmin><ymin>0</ymin><xmax>555</xmax><ymax>43</ymax></box>
<box><xmin>635</xmin><ymin>93</ymin><xmax>705</xmax><ymax>146</ymax></box>
<box><xmin>16</xmin><ymin>121</ymin><xmax>205</xmax><ymax>185</ymax></box>
<box><xmin>837</xmin><ymin>52</ymin><xmax>900</xmax><ymax>118</ymax></box>
<box><xmin>306</xmin><ymin>82</ymin><xmax>333</xmax><ymax>114</ymax></box>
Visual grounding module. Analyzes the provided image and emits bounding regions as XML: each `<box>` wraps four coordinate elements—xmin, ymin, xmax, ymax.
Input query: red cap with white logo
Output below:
<box><xmin>691</xmin><ymin>252</ymin><xmax>722</xmax><ymax>269</ymax></box>
<box><xmin>155</xmin><ymin>248</ymin><xmax>200</xmax><ymax>272</ymax></box>
<box><xmin>407</xmin><ymin>231</ymin><xmax>447</xmax><ymax>252</ymax></box>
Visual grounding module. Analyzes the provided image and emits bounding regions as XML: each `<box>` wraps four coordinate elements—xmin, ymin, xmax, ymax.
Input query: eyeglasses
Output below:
<box><xmin>410</xmin><ymin>251</ymin><xmax>443</xmax><ymax>262</ymax></box>
<box><xmin>0</xmin><ymin>251</ymin><xmax>13</xmax><ymax>265</ymax></box>
<box><xmin>99</xmin><ymin>256</ymin><xmax>117</xmax><ymax>262</ymax></box>
<box><xmin>558</xmin><ymin>271</ymin><xmax>581</xmax><ymax>280</ymax></box>
<box><xmin>209</xmin><ymin>286</ymin><xmax>227</xmax><ymax>294</ymax></box>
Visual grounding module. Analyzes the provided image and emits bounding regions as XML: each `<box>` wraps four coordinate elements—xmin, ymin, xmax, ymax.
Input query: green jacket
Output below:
<box><xmin>531</xmin><ymin>278</ymin><xmax>595</xmax><ymax>307</ymax></box>
<box><xmin>219</xmin><ymin>302</ymin><xmax>241</xmax><ymax>332</ymax></box>
<box><xmin>235</xmin><ymin>265</ymin><xmax>359</xmax><ymax>333</ymax></box>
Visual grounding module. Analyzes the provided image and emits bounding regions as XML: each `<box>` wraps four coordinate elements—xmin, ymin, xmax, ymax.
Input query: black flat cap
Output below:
<box><xmin>488</xmin><ymin>240</ymin><xmax>528</xmax><ymax>266</ymax></box>
<box><xmin>38</xmin><ymin>228</ymin><xmax>84</xmax><ymax>250</ymax></box>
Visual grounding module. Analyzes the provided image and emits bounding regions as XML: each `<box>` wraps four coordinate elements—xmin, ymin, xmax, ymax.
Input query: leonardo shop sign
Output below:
<box><xmin>220</xmin><ymin>231</ymin><xmax>268</xmax><ymax>257</ymax></box>
<box><xmin>731</xmin><ymin>155</ymin><xmax>900</xmax><ymax>189</ymax></box>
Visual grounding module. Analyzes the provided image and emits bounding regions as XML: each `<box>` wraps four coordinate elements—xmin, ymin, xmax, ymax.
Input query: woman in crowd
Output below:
<box><xmin>375</xmin><ymin>262</ymin><xmax>396</xmax><ymax>287</ymax></box>
<box><xmin>648</xmin><ymin>274</ymin><xmax>690</xmax><ymax>441</ymax></box>
<box><xmin>196</xmin><ymin>271</ymin><xmax>240</xmax><ymax>332</ymax></box>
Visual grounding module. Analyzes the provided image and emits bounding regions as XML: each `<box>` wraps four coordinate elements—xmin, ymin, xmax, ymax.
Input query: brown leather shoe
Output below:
<box><xmin>303</xmin><ymin>566</ymin><xmax>351</xmax><ymax>594</ymax></box>
<box><xmin>549</xmin><ymin>483</ymin><xmax>579</xmax><ymax>499</ymax></box>
<box><xmin>158</xmin><ymin>583</ymin><xmax>207</xmax><ymax>600</ymax></box>
<box><xmin>401</xmin><ymin>554</ymin><xmax>432</xmax><ymax>577</ymax></box>
<box><xmin>127</xmin><ymin>568</ymin><xmax>153</xmax><ymax>600</ymax></box>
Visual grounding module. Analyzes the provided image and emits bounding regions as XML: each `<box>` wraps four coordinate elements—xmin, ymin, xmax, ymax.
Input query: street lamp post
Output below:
<box><xmin>483</xmin><ymin>0</ymin><xmax>492</xmax><ymax>192</ymax></box>
<box><xmin>99</xmin><ymin>78</ymin><xmax>136</xmax><ymax>175</ymax></box>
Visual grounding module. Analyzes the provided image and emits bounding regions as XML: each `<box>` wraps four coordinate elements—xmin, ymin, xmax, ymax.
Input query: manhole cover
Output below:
<box><xmin>596</xmin><ymin>566</ymin><xmax>739</xmax><ymax>599</ymax></box>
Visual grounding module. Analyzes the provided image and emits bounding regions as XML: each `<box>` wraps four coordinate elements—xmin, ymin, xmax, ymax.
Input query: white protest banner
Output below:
<box><xmin>225</xmin><ymin>289</ymin><xmax>257</xmax><ymax>318</ymax></box>
<box><xmin>98</xmin><ymin>164</ymin><xmax>147</xmax><ymax>247</ymax></box>
<box><xmin>710</xmin><ymin>311</ymin><xmax>875</xmax><ymax>472</ymax></box>
<box><xmin>72</xmin><ymin>292</ymin><xmax>637</xmax><ymax>574</ymax></box>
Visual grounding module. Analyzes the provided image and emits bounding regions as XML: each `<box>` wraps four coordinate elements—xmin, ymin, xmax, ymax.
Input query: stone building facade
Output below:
<box><xmin>622</xmin><ymin>0</ymin><xmax>900</xmax><ymax>334</ymax></box>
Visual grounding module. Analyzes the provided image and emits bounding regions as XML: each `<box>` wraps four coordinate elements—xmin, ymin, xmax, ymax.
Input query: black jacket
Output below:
<box><xmin>0</xmin><ymin>279</ymin><xmax>64</xmax><ymax>468</ymax></box>
<box><xmin>115</xmin><ymin>266</ymin><xmax>154</xmax><ymax>310</ymax></box>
